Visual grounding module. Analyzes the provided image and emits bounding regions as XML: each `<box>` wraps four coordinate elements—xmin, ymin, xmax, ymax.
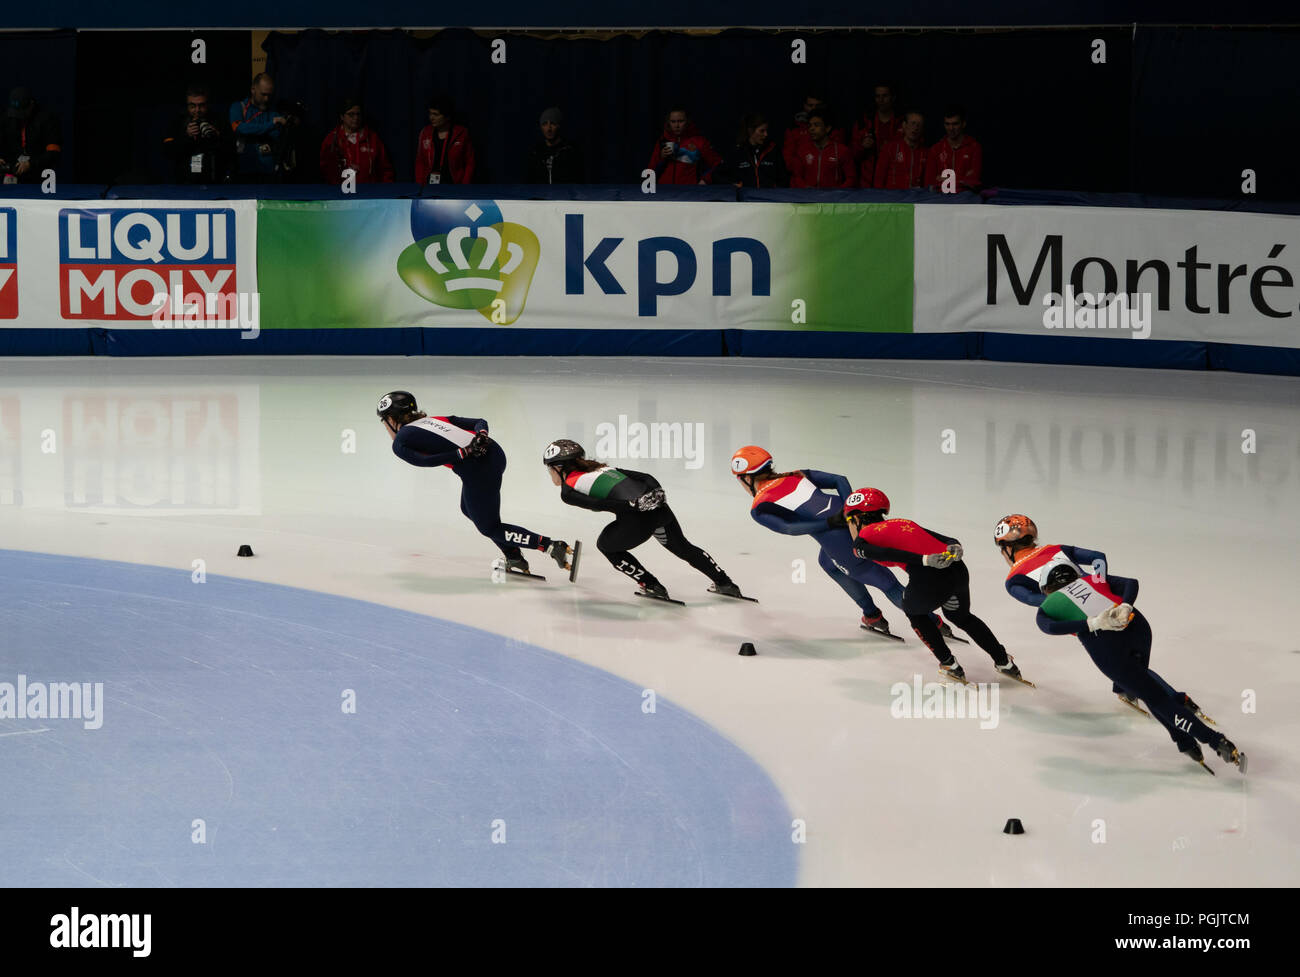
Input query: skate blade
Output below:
<box><xmin>634</xmin><ymin>590</ymin><xmax>686</xmax><ymax>606</ymax></box>
<box><xmin>1119</xmin><ymin>698</ymin><xmax>1151</xmax><ymax>718</ymax></box>
<box><xmin>938</xmin><ymin>668</ymin><xmax>973</xmax><ymax>686</ymax></box>
<box><xmin>506</xmin><ymin>568</ymin><xmax>546</xmax><ymax>580</ymax></box>
<box><xmin>1000</xmin><ymin>673</ymin><xmax>1036</xmax><ymax>688</ymax></box>
<box><xmin>942</xmin><ymin>633</ymin><xmax>970</xmax><ymax>645</ymax></box>
<box><xmin>710</xmin><ymin>586</ymin><xmax>759</xmax><ymax>603</ymax></box>
<box><xmin>860</xmin><ymin>625</ymin><xmax>904</xmax><ymax>642</ymax></box>
<box><xmin>567</xmin><ymin>540</ymin><xmax>582</xmax><ymax>583</ymax></box>
<box><xmin>1193</xmin><ymin>758</ymin><xmax>1216</xmax><ymax>776</ymax></box>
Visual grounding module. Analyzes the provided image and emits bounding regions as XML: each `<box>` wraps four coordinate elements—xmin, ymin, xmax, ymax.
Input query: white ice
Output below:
<box><xmin>1</xmin><ymin>354</ymin><xmax>1296</xmax><ymax>886</ymax></box>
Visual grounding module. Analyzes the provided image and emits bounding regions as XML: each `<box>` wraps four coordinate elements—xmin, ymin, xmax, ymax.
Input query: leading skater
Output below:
<box><xmin>730</xmin><ymin>445</ymin><xmax>952</xmax><ymax>640</ymax></box>
<box><xmin>844</xmin><ymin>487</ymin><xmax>1026</xmax><ymax>683</ymax></box>
<box><xmin>378</xmin><ymin>391</ymin><xmax>574</xmax><ymax>575</ymax></box>
<box><xmin>543</xmin><ymin>439</ymin><xmax>745</xmax><ymax>602</ymax></box>
<box><xmin>995</xmin><ymin>514</ymin><xmax>1246</xmax><ymax>773</ymax></box>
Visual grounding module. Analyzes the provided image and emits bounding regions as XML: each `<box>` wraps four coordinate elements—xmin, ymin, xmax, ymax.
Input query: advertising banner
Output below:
<box><xmin>2</xmin><ymin>200</ymin><xmax>259</xmax><ymax>331</ymax></box>
<box><xmin>255</xmin><ymin>198</ymin><xmax>915</xmax><ymax>333</ymax></box>
<box><xmin>914</xmin><ymin>205</ymin><xmax>1300</xmax><ymax>348</ymax></box>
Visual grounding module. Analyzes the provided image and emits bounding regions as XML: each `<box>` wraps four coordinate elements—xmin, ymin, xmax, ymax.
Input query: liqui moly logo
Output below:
<box><xmin>59</xmin><ymin>208</ymin><xmax>237</xmax><ymax>321</ymax></box>
<box><xmin>0</xmin><ymin>208</ymin><xmax>16</xmax><ymax>319</ymax></box>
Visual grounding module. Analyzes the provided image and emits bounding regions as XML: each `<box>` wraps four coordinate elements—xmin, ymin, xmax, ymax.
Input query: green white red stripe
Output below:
<box><xmin>566</xmin><ymin>468</ymin><xmax>626</xmax><ymax>499</ymax></box>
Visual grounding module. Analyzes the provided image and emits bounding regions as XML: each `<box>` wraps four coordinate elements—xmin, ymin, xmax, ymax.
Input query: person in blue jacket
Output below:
<box><xmin>730</xmin><ymin>445</ymin><xmax>951</xmax><ymax>640</ymax></box>
<box><xmin>378</xmin><ymin>391</ymin><xmax>571</xmax><ymax>574</ymax></box>
<box><xmin>996</xmin><ymin>513</ymin><xmax>1246</xmax><ymax>774</ymax></box>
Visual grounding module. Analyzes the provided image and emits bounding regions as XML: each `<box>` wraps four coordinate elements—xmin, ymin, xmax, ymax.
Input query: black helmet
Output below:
<box><xmin>543</xmin><ymin>439</ymin><xmax>585</xmax><ymax>469</ymax></box>
<box><xmin>1043</xmin><ymin>563</ymin><xmax>1080</xmax><ymax>594</ymax></box>
<box><xmin>377</xmin><ymin>390</ymin><xmax>418</xmax><ymax>421</ymax></box>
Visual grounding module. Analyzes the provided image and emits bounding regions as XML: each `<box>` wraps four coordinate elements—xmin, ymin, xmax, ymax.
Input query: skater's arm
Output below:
<box><xmin>1005</xmin><ymin>575</ymin><xmax>1046</xmax><ymax>606</ymax></box>
<box><xmin>752</xmin><ymin>502</ymin><xmax>828</xmax><ymax>536</ymax></box>
<box><xmin>392</xmin><ymin>428</ymin><xmax>463</xmax><ymax>467</ymax></box>
<box><xmin>1060</xmin><ymin>544</ymin><xmax>1108</xmax><ymax>580</ymax></box>
<box><xmin>921</xmin><ymin>526</ymin><xmax>960</xmax><ymax>547</ymax></box>
<box><xmin>1035</xmin><ymin>610</ymin><xmax>1088</xmax><ymax>636</ymax></box>
<box><xmin>1107</xmin><ymin>573</ymin><xmax>1139</xmax><ymax>604</ymax></box>
<box><xmin>802</xmin><ymin>469</ymin><xmax>853</xmax><ymax>498</ymax></box>
<box><xmin>852</xmin><ymin>539</ymin><xmax>924</xmax><ymax>567</ymax></box>
<box><xmin>446</xmin><ymin>415</ymin><xmax>488</xmax><ymax>434</ymax></box>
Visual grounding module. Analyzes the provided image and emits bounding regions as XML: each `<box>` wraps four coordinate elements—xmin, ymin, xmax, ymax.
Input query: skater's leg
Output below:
<box><xmin>818</xmin><ymin>549</ymin><xmax>880</xmax><ymax>615</ymax></box>
<box><xmin>1097</xmin><ymin>617</ymin><xmax>1221</xmax><ymax>749</ymax></box>
<box><xmin>935</xmin><ymin>563</ymin><xmax>1008</xmax><ymax>664</ymax></box>
<box><xmin>902</xmin><ymin>569</ymin><xmax>951</xmax><ymax>663</ymax></box>
<box><xmin>460</xmin><ymin>446</ymin><xmax>553</xmax><ymax>554</ymax></box>
<box><xmin>652</xmin><ymin>507</ymin><xmax>731</xmax><ymax>586</ymax></box>
<box><xmin>597</xmin><ymin>515</ymin><xmax>658</xmax><ymax>586</ymax></box>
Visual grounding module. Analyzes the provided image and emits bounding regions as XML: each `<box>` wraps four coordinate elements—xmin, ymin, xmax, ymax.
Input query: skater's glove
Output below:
<box><xmin>1087</xmin><ymin>603</ymin><xmax>1133</xmax><ymax>632</ymax></box>
<box><xmin>468</xmin><ymin>430</ymin><xmax>491</xmax><ymax>458</ymax></box>
<box><xmin>634</xmin><ymin>488</ymin><xmax>666</xmax><ymax>512</ymax></box>
<box><xmin>825</xmin><ymin>510</ymin><xmax>848</xmax><ymax>530</ymax></box>
<box><xmin>923</xmin><ymin>551</ymin><xmax>955</xmax><ymax>569</ymax></box>
<box><xmin>945</xmin><ymin>543</ymin><xmax>964</xmax><ymax>562</ymax></box>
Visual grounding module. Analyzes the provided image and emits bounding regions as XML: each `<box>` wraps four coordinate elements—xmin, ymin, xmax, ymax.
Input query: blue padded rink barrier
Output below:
<box><xmin>0</xmin><ymin>549</ymin><xmax>795</xmax><ymax>887</ymax></box>
<box><xmin>0</xmin><ymin>355</ymin><xmax>1297</xmax><ymax>888</ymax></box>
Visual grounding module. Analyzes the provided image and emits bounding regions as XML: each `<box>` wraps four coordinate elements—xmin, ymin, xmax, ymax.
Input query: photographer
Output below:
<box><xmin>229</xmin><ymin>73</ymin><xmax>285</xmax><ymax>181</ymax></box>
<box><xmin>162</xmin><ymin>86</ymin><xmax>232</xmax><ymax>184</ymax></box>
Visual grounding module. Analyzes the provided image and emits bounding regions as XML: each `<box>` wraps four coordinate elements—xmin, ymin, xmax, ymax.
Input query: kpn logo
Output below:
<box><xmin>398</xmin><ymin>200</ymin><xmax>539</xmax><ymax>324</ymax></box>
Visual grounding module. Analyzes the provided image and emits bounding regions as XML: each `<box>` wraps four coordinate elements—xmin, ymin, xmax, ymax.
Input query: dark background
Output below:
<box><xmin>2</xmin><ymin>25</ymin><xmax>1297</xmax><ymax>198</ymax></box>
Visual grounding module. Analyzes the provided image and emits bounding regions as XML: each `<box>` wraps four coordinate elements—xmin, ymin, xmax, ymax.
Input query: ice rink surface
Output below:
<box><xmin>0</xmin><ymin>354</ymin><xmax>1297</xmax><ymax>887</ymax></box>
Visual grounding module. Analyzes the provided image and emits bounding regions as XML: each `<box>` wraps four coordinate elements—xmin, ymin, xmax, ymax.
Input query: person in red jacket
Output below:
<box><xmin>874</xmin><ymin>111</ymin><xmax>929</xmax><ymax>190</ymax></box>
<box><xmin>415</xmin><ymin>95</ymin><xmax>475</xmax><ymax>185</ymax></box>
<box><xmin>788</xmin><ymin>111</ymin><xmax>855</xmax><ymax>189</ymax></box>
<box><xmin>319</xmin><ymin>97</ymin><xmax>394</xmax><ymax>184</ymax></box>
<box><xmin>781</xmin><ymin>92</ymin><xmax>848</xmax><ymax>173</ymax></box>
<box><xmin>924</xmin><ymin>105</ymin><xmax>982</xmax><ymax>193</ymax></box>
<box><xmin>850</xmin><ymin>83</ymin><xmax>904</xmax><ymax>188</ymax></box>
<box><xmin>646</xmin><ymin>106</ymin><xmax>721</xmax><ymax>185</ymax></box>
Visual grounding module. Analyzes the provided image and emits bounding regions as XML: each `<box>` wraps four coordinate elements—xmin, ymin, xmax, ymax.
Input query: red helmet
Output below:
<box><xmin>842</xmin><ymin>487</ymin><xmax>890</xmax><ymax>518</ymax></box>
<box><xmin>730</xmin><ymin>445</ymin><xmax>774</xmax><ymax>476</ymax></box>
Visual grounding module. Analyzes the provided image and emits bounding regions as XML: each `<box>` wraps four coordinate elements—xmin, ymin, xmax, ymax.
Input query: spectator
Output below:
<box><xmin>789</xmin><ymin>110</ymin><xmax>855</xmax><ymax>189</ymax></box>
<box><xmin>874</xmin><ymin>111</ymin><xmax>929</xmax><ymax>190</ymax></box>
<box><xmin>319</xmin><ymin>97</ymin><xmax>394</xmax><ymax>184</ymax></box>
<box><xmin>647</xmin><ymin>105</ymin><xmax>721</xmax><ymax>185</ymax></box>
<box><xmin>526</xmin><ymin>107</ymin><xmax>583</xmax><ymax>184</ymax></box>
<box><xmin>851</xmin><ymin>82</ymin><xmax>904</xmax><ymax>188</ymax></box>
<box><xmin>415</xmin><ymin>95</ymin><xmax>475</xmax><ymax>185</ymax></box>
<box><xmin>781</xmin><ymin>91</ymin><xmax>845</xmax><ymax>172</ymax></box>
<box><xmin>924</xmin><ymin>105</ymin><xmax>982</xmax><ymax>192</ymax></box>
<box><xmin>0</xmin><ymin>86</ymin><xmax>61</xmax><ymax>185</ymax></box>
<box><xmin>229</xmin><ymin>73</ymin><xmax>286</xmax><ymax>181</ymax></box>
<box><xmin>719</xmin><ymin>113</ymin><xmax>788</xmax><ymax>189</ymax></box>
<box><xmin>162</xmin><ymin>85</ymin><xmax>232</xmax><ymax>184</ymax></box>
<box><xmin>854</xmin><ymin>82</ymin><xmax>904</xmax><ymax>152</ymax></box>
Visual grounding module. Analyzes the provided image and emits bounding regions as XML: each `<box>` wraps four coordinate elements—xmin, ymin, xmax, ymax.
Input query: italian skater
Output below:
<box><xmin>730</xmin><ymin>445</ymin><xmax>953</xmax><ymax>640</ymax></box>
<box><xmin>378</xmin><ymin>391</ymin><xmax>575</xmax><ymax>575</ymax></box>
<box><xmin>543</xmin><ymin>439</ymin><xmax>745</xmax><ymax>603</ymax></box>
<box><xmin>995</xmin><ymin>514</ymin><xmax>1246</xmax><ymax>773</ymax></box>
<box><xmin>844</xmin><ymin>487</ymin><xmax>1026</xmax><ymax>683</ymax></box>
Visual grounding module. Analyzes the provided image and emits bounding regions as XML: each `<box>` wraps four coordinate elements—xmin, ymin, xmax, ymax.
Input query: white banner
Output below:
<box><xmin>1</xmin><ymin>199</ymin><xmax>259</xmax><ymax>330</ymax></box>
<box><xmin>914</xmin><ymin>205</ymin><xmax>1300</xmax><ymax>348</ymax></box>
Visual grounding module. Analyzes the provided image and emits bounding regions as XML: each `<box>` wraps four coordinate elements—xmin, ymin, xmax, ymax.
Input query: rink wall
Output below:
<box><xmin>0</xmin><ymin>186</ymin><xmax>1297</xmax><ymax>376</ymax></box>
